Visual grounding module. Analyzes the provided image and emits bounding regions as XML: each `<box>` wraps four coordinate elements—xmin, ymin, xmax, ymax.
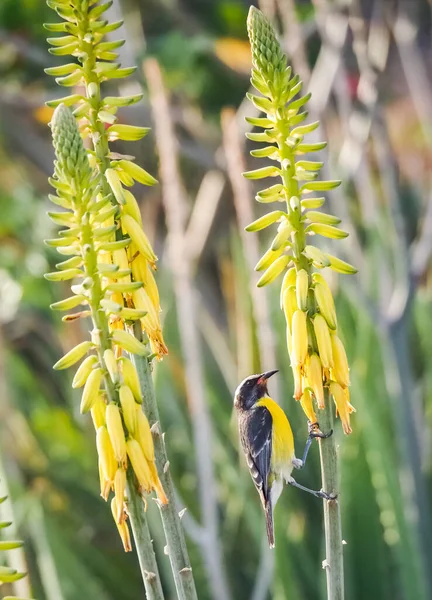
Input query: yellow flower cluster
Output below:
<box><xmin>46</xmin><ymin>104</ymin><xmax>167</xmax><ymax>552</ymax></box>
<box><xmin>281</xmin><ymin>268</ymin><xmax>355</xmax><ymax>434</ymax></box>
<box><xmin>245</xmin><ymin>7</ymin><xmax>358</xmax><ymax>434</ymax></box>
<box><xmin>45</xmin><ymin>0</ymin><xmax>167</xmax><ymax>359</ymax></box>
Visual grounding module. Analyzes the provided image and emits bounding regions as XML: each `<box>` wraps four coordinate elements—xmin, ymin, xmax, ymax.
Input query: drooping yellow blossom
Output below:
<box><xmin>330</xmin><ymin>383</ymin><xmax>356</xmax><ymax>435</ymax></box>
<box><xmin>111</xmin><ymin>498</ymin><xmax>132</xmax><ymax>552</ymax></box>
<box><xmin>45</xmin><ymin>102</ymin><xmax>168</xmax><ymax>550</ymax></box>
<box><xmin>245</xmin><ymin>7</ymin><xmax>357</xmax><ymax>433</ymax></box>
<box><xmin>300</xmin><ymin>388</ymin><xmax>317</xmax><ymax>424</ymax></box>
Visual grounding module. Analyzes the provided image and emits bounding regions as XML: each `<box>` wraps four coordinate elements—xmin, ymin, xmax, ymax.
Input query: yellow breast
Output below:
<box><xmin>256</xmin><ymin>397</ymin><xmax>295</xmax><ymax>469</ymax></box>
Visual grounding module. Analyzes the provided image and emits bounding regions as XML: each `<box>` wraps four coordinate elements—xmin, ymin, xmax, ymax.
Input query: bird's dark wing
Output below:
<box><xmin>240</xmin><ymin>406</ymin><xmax>273</xmax><ymax>505</ymax></box>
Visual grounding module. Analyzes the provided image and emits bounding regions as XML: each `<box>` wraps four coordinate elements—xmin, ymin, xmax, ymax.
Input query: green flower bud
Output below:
<box><xmin>50</xmin><ymin>104</ymin><xmax>91</xmax><ymax>182</ymax></box>
<box><xmin>247</xmin><ymin>7</ymin><xmax>286</xmax><ymax>81</ymax></box>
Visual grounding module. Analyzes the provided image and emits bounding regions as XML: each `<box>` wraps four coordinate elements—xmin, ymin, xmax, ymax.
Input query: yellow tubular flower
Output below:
<box><xmin>295</xmin><ymin>269</ymin><xmax>309</xmax><ymax>311</ymax></box>
<box><xmin>72</xmin><ymin>354</ymin><xmax>98</xmax><ymax>388</ymax></box>
<box><xmin>119</xmin><ymin>385</ymin><xmax>138</xmax><ymax>436</ymax></box>
<box><xmin>132</xmin><ymin>288</ymin><xmax>159</xmax><ymax>329</ymax></box>
<box><xmin>132</xmin><ymin>289</ymin><xmax>168</xmax><ymax>358</ymax></box>
<box><xmin>91</xmin><ymin>394</ymin><xmax>107</xmax><ymax>430</ymax></box>
<box><xmin>80</xmin><ymin>368</ymin><xmax>103</xmax><ymax>414</ymax></box>
<box><xmin>130</xmin><ymin>252</ymin><xmax>147</xmax><ymax>286</ymax></box>
<box><xmin>113</xmin><ymin>248</ymin><xmax>131</xmax><ymax>278</ymax></box>
<box><xmin>257</xmin><ymin>255</ymin><xmax>291</xmax><ymax>287</ymax></box>
<box><xmin>106</xmin><ymin>404</ymin><xmax>127</xmax><ymax>466</ymax></box>
<box><xmin>142</xmin><ymin>267</ymin><xmax>161</xmax><ymax>312</ymax></box>
<box><xmin>122</xmin><ymin>190</ymin><xmax>142</xmax><ymax>223</ymax></box>
<box><xmin>148</xmin><ymin>463</ymin><xmax>169</xmax><ymax>505</ymax></box>
<box><xmin>330</xmin><ymin>382</ymin><xmax>355</xmax><ymax>435</ymax></box>
<box><xmin>111</xmin><ymin>498</ymin><xmax>132</xmax><ymax>552</ymax></box>
<box><xmin>111</xmin><ymin>291</ymin><xmax>125</xmax><ymax>308</ymax></box>
<box><xmin>280</xmin><ymin>266</ymin><xmax>296</xmax><ymax>308</ymax></box>
<box><xmin>282</xmin><ymin>286</ymin><xmax>298</xmax><ymax>333</ymax></box>
<box><xmin>130</xmin><ymin>412</ymin><xmax>167</xmax><ymax>504</ymax></box>
<box><xmin>313</xmin><ymin>314</ymin><xmax>334</xmax><ymax>369</ymax></box>
<box><xmin>121</xmin><ymin>215</ymin><xmax>157</xmax><ymax>265</ymax></box>
<box><xmin>136</xmin><ymin>409</ymin><xmax>155</xmax><ymax>462</ymax></box>
<box><xmin>286</xmin><ymin>326</ymin><xmax>293</xmax><ymax>359</ymax></box>
<box><xmin>292</xmin><ymin>310</ymin><xmax>308</xmax><ymax>366</ymax></box>
<box><xmin>98</xmin><ymin>459</ymin><xmax>111</xmax><ymax>502</ymax></box>
<box><xmin>96</xmin><ymin>425</ymin><xmax>117</xmax><ymax>485</ymax></box>
<box><xmin>126</xmin><ymin>438</ymin><xmax>153</xmax><ymax>493</ymax></box>
<box><xmin>331</xmin><ymin>334</ymin><xmax>350</xmax><ymax>388</ymax></box>
<box><xmin>255</xmin><ymin>246</ymin><xmax>284</xmax><ymax>271</ymax></box>
<box><xmin>300</xmin><ymin>388</ymin><xmax>317</xmax><ymax>423</ymax></box>
<box><xmin>103</xmin><ymin>348</ymin><xmax>119</xmax><ymax>384</ymax></box>
<box><xmin>112</xmin><ymin>329</ymin><xmax>149</xmax><ymax>356</ymax></box>
<box><xmin>313</xmin><ymin>273</ymin><xmax>337</xmax><ymax>330</ymax></box>
<box><xmin>293</xmin><ymin>363</ymin><xmax>303</xmax><ymax>401</ymax></box>
<box><xmin>307</xmin><ymin>353</ymin><xmax>325</xmax><ymax>409</ymax></box>
<box><xmin>53</xmin><ymin>341</ymin><xmax>93</xmax><ymax>370</ymax></box>
<box><xmin>119</xmin><ymin>357</ymin><xmax>143</xmax><ymax>403</ymax></box>
<box><xmin>114</xmin><ymin>468</ymin><xmax>127</xmax><ymax>524</ymax></box>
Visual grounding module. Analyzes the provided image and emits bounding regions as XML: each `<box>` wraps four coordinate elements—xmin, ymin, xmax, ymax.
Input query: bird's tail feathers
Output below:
<box><xmin>265</xmin><ymin>501</ymin><xmax>275</xmax><ymax>548</ymax></box>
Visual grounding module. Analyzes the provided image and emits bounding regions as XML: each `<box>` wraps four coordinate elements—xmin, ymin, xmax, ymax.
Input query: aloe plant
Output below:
<box><xmin>244</xmin><ymin>8</ymin><xmax>358</xmax><ymax>599</ymax></box>
<box><xmin>43</xmin><ymin>1</ymin><xmax>197</xmax><ymax>598</ymax></box>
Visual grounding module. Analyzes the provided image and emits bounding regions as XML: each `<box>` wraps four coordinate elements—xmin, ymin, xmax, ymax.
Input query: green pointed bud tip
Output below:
<box><xmin>247</xmin><ymin>7</ymin><xmax>285</xmax><ymax>78</ymax></box>
<box><xmin>50</xmin><ymin>104</ymin><xmax>90</xmax><ymax>177</ymax></box>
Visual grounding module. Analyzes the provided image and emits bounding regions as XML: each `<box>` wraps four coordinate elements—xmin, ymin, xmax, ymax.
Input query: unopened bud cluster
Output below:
<box><xmin>45</xmin><ymin>0</ymin><xmax>166</xmax><ymax>359</ymax></box>
<box><xmin>46</xmin><ymin>103</ymin><xmax>168</xmax><ymax>551</ymax></box>
<box><xmin>244</xmin><ymin>8</ymin><xmax>357</xmax><ymax>433</ymax></box>
<box><xmin>0</xmin><ymin>492</ymin><xmax>32</xmax><ymax>597</ymax></box>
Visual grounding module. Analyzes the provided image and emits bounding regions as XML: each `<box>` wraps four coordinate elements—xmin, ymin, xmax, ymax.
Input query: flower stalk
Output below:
<box><xmin>44</xmin><ymin>2</ymin><xmax>197</xmax><ymax>597</ymax></box>
<box><xmin>47</xmin><ymin>104</ymin><xmax>165</xmax><ymax>599</ymax></box>
<box><xmin>130</xmin><ymin>323</ymin><xmax>198</xmax><ymax>600</ymax></box>
<box><xmin>245</xmin><ymin>7</ymin><xmax>358</xmax><ymax>599</ymax></box>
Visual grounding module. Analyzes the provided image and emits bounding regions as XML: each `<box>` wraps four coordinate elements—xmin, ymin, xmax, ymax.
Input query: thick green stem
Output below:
<box><xmin>131</xmin><ymin>322</ymin><xmax>198</xmax><ymax>600</ymax></box>
<box><xmin>318</xmin><ymin>393</ymin><xmax>344</xmax><ymax>600</ymax></box>
<box><xmin>126</xmin><ymin>470</ymin><xmax>165</xmax><ymax>600</ymax></box>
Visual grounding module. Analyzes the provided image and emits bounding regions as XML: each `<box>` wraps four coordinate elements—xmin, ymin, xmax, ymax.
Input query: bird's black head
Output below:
<box><xmin>234</xmin><ymin>370</ymin><xmax>278</xmax><ymax>410</ymax></box>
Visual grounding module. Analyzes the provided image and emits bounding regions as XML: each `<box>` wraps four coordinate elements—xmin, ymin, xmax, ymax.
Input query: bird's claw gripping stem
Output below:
<box><xmin>318</xmin><ymin>489</ymin><xmax>338</xmax><ymax>501</ymax></box>
<box><xmin>299</xmin><ymin>423</ymin><xmax>332</xmax><ymax>467</ymax></box>
<box><xmin>308</xmin><ymin>421</ymin><xmax>333</xmax><ymax>440</ymax></box>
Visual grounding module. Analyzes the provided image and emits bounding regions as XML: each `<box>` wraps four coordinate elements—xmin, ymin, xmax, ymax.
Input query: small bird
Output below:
<box><xmin>234</xmin><ymin>370</ymin><xmax>334</xmax><ymax>548</ymax></box>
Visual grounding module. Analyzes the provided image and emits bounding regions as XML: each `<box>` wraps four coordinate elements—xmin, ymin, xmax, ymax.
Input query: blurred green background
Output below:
<box><xmin>1</xmin><ymin>0</ymin><xmax>432</xmax><ymax>599</ymax></box>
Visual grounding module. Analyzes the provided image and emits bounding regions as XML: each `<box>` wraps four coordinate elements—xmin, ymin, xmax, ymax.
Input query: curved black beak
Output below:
<box><xmin>258</xmin><ymin>369</ymin><xmax>278</xmax><ymax>384</ymax></box>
